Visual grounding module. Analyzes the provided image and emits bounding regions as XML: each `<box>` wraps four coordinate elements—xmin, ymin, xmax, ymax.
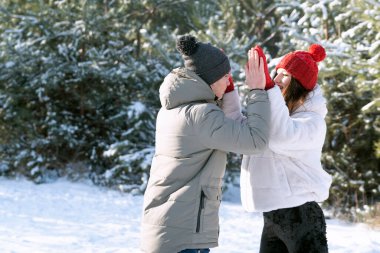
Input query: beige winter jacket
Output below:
<box><xmin>141</xmin><ymin>68</ymin><xmax>270</xmax><ymax>253</ymax></box>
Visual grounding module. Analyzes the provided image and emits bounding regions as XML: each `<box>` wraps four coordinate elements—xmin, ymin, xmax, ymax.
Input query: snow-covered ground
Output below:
<box><xmin>0</xmin><ymin>178</ymin><xmax>379</xmax><ymax>253</ymax></box>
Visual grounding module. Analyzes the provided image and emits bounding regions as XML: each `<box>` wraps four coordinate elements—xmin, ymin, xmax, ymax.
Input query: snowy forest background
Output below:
<box><xmin>0</xmin><ymin>0</ymin><xmax>378</xmax><ymax>222</ymax></box>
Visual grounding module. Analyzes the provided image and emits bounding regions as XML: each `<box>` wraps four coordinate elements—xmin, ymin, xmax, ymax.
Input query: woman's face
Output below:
<box><xmin>210</xmin><ymin>73</ymin><xmax>230</xmax><ymax>100</ymax></box>
<box><xmin>274</xmin><ymin>68</ymin><xmax>292</xmax><ymax>90</ymax></box>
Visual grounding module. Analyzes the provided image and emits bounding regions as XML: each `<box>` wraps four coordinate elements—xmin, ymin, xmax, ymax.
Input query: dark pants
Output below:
<box><xmin>179</xmin><ymin>249</ymin><xmax>210</xmax><ymax>253</ymax></box>
<box><xmin>260</xmin><ymin>201</ymin><xmax>328</xmax><ymax>253</ymax></box>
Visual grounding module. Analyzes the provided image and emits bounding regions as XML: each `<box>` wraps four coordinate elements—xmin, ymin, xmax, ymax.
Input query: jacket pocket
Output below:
<box><xmin>196</xmin><ymin>190</ymin><xmax>205</xmax><ymax>233</ymax></box>
<box><xmin>195</xmin><ymin>186</ymin><xmax>221</xmax><ymax>233</ymax></box>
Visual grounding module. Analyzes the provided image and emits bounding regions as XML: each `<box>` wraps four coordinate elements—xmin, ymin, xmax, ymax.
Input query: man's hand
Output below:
<box><xmin>254</xmin><ymin>45</ymin><xmax>274</xmax><ymax>90</ymax></box>
<box><xmin>245</xmin><ymin>49</ymin><xmax>265</xmax><ymax>90</ymax></box>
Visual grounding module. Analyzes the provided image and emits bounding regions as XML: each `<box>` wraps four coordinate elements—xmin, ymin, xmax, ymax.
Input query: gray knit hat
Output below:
<box><xmin>176</xmin><ymin>35</ymin><xmax>231</xmax><ymax>85</ymax></box>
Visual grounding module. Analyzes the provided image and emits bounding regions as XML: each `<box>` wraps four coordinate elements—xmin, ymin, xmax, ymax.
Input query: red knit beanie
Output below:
<box><xmin>276</xmin><ymin>44</ymin><xmax>326</xmax><ymax>90</ymax></box>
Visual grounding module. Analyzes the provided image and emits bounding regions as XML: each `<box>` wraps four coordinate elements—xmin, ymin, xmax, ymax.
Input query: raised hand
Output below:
<box><xmin>254</xmin><ymin>45</ymin><xmax>274</xmax><ymax>90</ymax></box>
<box><xmin>245</xmin><ymin>49</ymin><xmax>265</xmax><ymax>90</ymax></box>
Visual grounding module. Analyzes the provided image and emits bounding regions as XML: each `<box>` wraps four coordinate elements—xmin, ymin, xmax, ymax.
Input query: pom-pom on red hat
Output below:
<box><xmin>276</xmin><ymin>44</ymin><xmax>326</xmax><ymax>90</ymax></box>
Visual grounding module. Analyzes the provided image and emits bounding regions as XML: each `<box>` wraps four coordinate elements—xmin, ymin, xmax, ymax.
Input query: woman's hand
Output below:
<box><xmin>224</xmin><ymin>74</ymin><xmax>235</xmax><ymax>93</ymax></box>
<box><xmin>244</xmin><ymin>49</ymin><xmax>265</xmax><ymax>90</ymax></box>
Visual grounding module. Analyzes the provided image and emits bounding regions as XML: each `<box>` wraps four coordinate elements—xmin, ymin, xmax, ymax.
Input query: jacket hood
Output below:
<box><xmin>159</xmin><ymin>68</ymin><xmax>215</xmax><ymax>109</ymax></box>
<box><xmin>294</xmin><ymin>84</ymin><xmax>327</xmax><ymax>118</ymax></box>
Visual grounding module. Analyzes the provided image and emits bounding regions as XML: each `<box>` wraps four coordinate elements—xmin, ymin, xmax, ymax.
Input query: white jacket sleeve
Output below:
<box><xmin>220</xmin><ymin>90</ymin><xmax>245</xmax><ymax>121</ymax></box>
<box><xmin>267</xmin><ymin>86</ymin><xmax>327</xmax><ymax>153</ymax></box>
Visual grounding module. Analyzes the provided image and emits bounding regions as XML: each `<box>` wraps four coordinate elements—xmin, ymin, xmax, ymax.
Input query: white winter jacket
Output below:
<box><xmin>222</xmin><ymin>85</ymin><xmax>332</xmax><ymax>212</ymax></box>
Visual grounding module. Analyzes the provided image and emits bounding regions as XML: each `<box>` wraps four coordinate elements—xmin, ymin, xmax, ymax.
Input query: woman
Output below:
<box><xmin>224</xmin><ymin>44</ymin><xmax>332</xmax><ymax>253</ymax></box>
<box><xmin>140</xmin><ymin>35</ymin><xmax>270</xmax><ymax>253</ymax></box>
<box><xmin>243</xmin><ymin>44</ymin><xmax>332</xmax><ymax>253</ymax></box>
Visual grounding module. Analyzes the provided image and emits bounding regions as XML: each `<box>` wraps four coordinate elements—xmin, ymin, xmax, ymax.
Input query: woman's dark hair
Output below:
<box><xmin>282</xmin><ymin>77</ymin><xmax>310</xmax><ymax>114</ymax></box>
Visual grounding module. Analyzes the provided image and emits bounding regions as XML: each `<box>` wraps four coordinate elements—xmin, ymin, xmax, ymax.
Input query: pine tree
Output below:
<box><xmin>322</xmin><ymin>0</ymin><xmax>380</xmax><ymax>219</ymax></box>
<box><xmin>0</xmin><ymin>1</ymin><xmax>190</xmax><ymax>186</ymax></box>
<box><xmin>0</xmin><ymin>1</ymin><xmax>134</xmax><ymax>182</ymax></box>
<box><xmin>96</xmin><ymin>1</ymin><xmax>208</xmax><ymax>192</ymax></box>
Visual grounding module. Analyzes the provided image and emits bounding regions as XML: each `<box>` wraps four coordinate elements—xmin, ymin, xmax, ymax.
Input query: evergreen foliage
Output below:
<box><xmin>0</xmin><ymin>0</ymin><xmax>378</xmax><ymax>217</ymax></box>
<box><xmin>0</xmin><ymin>1</ymin><xmax>181</xmax><ymax>188</ymax></box>
<box><xmin>322</xmin><ymin>0</ymin><xmax>380</xmax><ymax>219</ymax></box>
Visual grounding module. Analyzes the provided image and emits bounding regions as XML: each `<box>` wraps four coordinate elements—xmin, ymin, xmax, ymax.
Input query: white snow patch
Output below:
<box><xmin>0</xmin><ymin>178</ymin><xmax>379</xmax><ymax>253</ymax></box>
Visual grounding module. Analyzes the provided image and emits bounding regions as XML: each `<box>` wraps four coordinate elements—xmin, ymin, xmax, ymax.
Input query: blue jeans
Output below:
<box><xmin>179</xmin><ymin>249</ymin><xmax>210</xmax><ymax>253</ymax></box>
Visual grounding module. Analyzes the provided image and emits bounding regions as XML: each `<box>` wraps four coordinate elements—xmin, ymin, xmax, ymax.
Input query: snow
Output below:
<box><xmin>127</xmin><ymin>102</ymin><xmax>146</xmax><ymax>119</ymax></box>
<box><xmin>0</xmin><ymin>178</ymin><xmax>379</xmax><ymax>253</ymax></box>
<box><xmin>5</xmin><ymin>61</ymin><xmax>15</xmax><ymax>68</ymax></box>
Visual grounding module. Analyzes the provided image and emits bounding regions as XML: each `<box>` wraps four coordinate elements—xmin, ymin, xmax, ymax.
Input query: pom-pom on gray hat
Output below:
<box><xmin>176</xmin><ymin>35</ymin><xmax>231</xmax><ymax>85</ymax></box>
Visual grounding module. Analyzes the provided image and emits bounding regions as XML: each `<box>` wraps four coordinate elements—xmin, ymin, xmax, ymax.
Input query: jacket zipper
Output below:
<box><xmin>196</xmin><ymin>190</ymin><xmax>205</xmax><ymax>233</ymax></box>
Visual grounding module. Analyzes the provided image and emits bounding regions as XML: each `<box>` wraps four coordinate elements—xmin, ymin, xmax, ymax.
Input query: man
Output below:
<box><xmin>141</xmin><ymin>35</ymin><xmax>269</xmax><ymax>253</ymax></box>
